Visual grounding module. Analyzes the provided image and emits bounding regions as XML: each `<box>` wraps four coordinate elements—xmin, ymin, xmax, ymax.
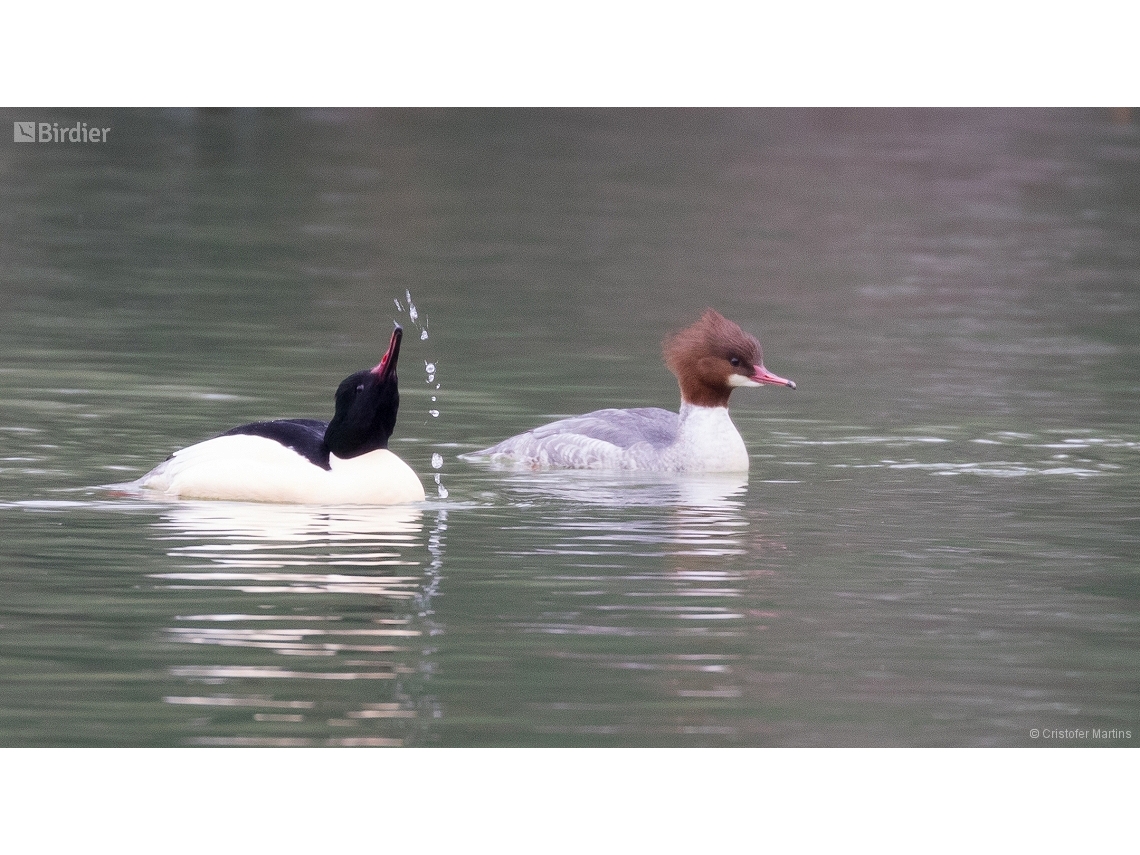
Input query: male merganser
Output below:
<box><xmin>461</xmin><ymin>309</ymin><xmax>796</xmax><ymax>472</ymax></box>
<box><xmin>133</xmin><ymin>326</ymin><xmax>426</xmax><ymax>504</ymax></box>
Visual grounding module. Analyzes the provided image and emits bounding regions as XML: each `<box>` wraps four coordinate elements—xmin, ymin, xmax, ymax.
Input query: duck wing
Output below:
<box><xmin>221</xmin><ymin>418</ymin><xmax>331</xmax><ymax>469</ymax></box>
<box><xmin>464</xmin><ymin>407</ymin><xmax>680</xmax><ymax>469</ymax></box>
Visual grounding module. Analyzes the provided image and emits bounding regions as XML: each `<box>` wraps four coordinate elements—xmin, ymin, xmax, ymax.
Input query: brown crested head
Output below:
<box><xmin>663</xmin><ymin>309</ymin><xmax>795</xmax><ymax>408</ymax></box>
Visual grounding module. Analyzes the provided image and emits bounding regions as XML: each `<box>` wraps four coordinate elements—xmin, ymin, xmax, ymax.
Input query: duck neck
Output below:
<box><xmin>672</xmin><ymin>403</ymin><xmax>750</xmax><ymax>471</ymax></box>
<box><xmin>677</xmin><ymin>401</ymin><xmax>734</xmax><ymax>432</ymax></box>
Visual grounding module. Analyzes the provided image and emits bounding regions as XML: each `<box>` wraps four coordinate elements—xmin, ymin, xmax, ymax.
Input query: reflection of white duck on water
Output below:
<box><xmin>152</xmin><ymin>499</ymin><xmax>449</xmax><ymax>746</ymax></box>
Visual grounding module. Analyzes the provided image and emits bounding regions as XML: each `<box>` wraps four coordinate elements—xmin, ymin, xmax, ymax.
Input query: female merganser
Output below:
<box><xmin>461</xmin><ymin>309</ymin><xmax>796</xmax><ymax>472</ymax></box>
<box><xmin>133</xmin><ymin>326</ymin><xmax>426</xmax><ymax>504</ymax></box>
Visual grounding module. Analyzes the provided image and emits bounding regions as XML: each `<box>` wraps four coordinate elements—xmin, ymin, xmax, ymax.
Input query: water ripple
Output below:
<box><xmin>150</xmin><ymin>501</ymin><xmax>448</xmax><ymax>746</ymax></box>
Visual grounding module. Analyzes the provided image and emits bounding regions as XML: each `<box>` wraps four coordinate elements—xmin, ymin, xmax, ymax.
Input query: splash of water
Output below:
<box><xmin>396</xmin><ymin>290</ymin><xmax>429</xmax><ymax>341</ymax></box>
<box><xmin>393</xmin><ymin>289</ymin><xmax>447</xmax><ymax>499</ymax></box>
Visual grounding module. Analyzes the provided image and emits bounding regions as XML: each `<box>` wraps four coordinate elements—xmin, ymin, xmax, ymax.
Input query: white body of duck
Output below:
<box><xmin>132</xmin><ymin>326</ymin><xmax>425</xmax><ymax>505</ymax></box>
<box><xmin>135</xmin><ymin>438</ymin><xmax>423</xmax><ymax>504</ymax></box>
<box><xmin>461</xmin><ymin>309</ymin><xmax>796</xmax><ymax>472</ymax></box>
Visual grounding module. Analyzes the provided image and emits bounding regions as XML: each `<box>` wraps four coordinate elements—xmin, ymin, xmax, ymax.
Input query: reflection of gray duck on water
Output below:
<box><xmin>462</xmin><ymin>310</ymin><xmax>796</xmax><ymax>472</ymax></box>
<box><xmin>133</xmin><ymin>326</ymin><xmax>425</xmax><ymax>504</ymax></box>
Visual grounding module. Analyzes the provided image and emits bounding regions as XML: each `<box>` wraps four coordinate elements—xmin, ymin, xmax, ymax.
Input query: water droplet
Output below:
<box><xmin>427</xmin><ymin>374</ymin><xmax>435</xmax><ymax>383</ymax></box>
<box><xmin>437</xmin><ymin>484</ymin><xmax>449</xmax><ymax>499</ymax></box>
<box><xmin>425</xmin><ymin>362</ymin><xmax>436</xmax><ymax>373</ymax></box>
<box><xmin>409</xmin><ymin>304</ymin><xmax>418</xmax><ymax>323</ymax></box>
<box><xmin>394</xmin><ymin>298</ymin><xmax>403</xmax><ymax>312</ymax></box>
<box><xmin>431</xmin><ymin>453</ymin><xmax>443</xmax><ymax>469</ymax></box>
<box><xmin>405</xmin><ymin>289</ymin><xmax>412</xmax><ymax>304</ymax></box>
<box><xmin>435</xmin><ymin>383</ymin><xmax>440</xmax><ymax>390</ymax></box>
<box><xmin>431</xmin><ymin>396</ymin><xmax>436</xmax><ymax>402</ymax></box>
<box><xmin>420</xmin><ymin>329</ymin><xmax>429</xmax><ymax>340</ymax></box>
<box><xmin>429</xmin><ymin>410</ymin><xmax>439</xmax><ymax>418</ymax></box>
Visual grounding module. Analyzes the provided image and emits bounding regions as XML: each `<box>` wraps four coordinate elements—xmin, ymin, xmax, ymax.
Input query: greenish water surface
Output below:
<box><xmin>0</xmin><ymin>109</ymin><xmax>1136</xmax><ymax>746</ymax></box>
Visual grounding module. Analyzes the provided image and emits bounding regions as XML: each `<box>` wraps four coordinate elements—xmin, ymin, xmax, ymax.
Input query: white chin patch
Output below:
<box><xmin>726</xmin><ymin>373</ymin><xmax>761</xmax><ymax>388</ymax></box>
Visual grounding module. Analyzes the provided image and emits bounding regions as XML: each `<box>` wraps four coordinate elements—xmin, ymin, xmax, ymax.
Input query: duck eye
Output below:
<box><xmin>729</xmin><ymin>357</ymin><xmax>741</xmax><ymax>368</ymax></box>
